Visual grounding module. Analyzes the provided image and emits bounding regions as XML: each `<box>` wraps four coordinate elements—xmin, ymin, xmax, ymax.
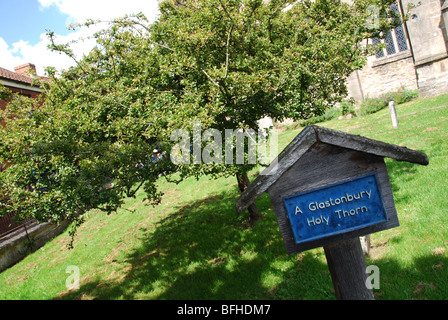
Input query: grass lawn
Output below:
<box><xmin>0</xmin><ymin>94</ymin><xmax>447</xmax><ymax>300</ymax></box>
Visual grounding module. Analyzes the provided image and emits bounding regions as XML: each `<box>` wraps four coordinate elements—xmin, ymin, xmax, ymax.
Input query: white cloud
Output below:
<box><xmin>0</xmin><ymin>29</ymin><xmax>96</xmax><ymax>76</ymax></box>
<box><xmin>0</xmin><ymin>38</ymin><xmax>25</xmax><ymax>71</ymax></box>
<box><xmin>1</xmin><ymin>0</ymin><xmax>160</xmax><ymax>76</ymax></box>
<box><xmin>38</xmin><ymin>0</ymin><xmax>160</xmax><ymax>24</ymax></box>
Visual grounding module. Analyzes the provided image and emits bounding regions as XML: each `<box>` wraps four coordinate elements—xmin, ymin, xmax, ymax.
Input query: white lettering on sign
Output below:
<box><xmin>307</xmin><ymin>215</ymin><xmax>329</xmax><ymax>226</ymax></box>
<box><xmin>335</xmin><ymin>206</ymin><xmax>369</xmax><ymax>219</ymax></box>
<box><xmin>308</xmin><ymin>190</ymin><xmax>371</xmax><ymax>212</ymax></box>
<box><xmin>300</xmin><ymin>189</ymin><xmax>373</xmax><ymax>229</ymax></box>
<box><xmin>283</xmin><ymin>173</ymin><xmax>389</xmax><ymax>245</ymax></box>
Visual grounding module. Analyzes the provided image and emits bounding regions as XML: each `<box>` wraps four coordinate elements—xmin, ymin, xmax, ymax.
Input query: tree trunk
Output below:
<box><xmin>236</xmin><ymin>171</ymin><xmax>262</xmax><ymax>224</ymax></box>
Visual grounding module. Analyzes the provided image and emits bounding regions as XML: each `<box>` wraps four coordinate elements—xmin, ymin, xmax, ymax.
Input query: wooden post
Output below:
<box><xmin>236</xmin><ymin>126</ymin><xmax>428</xmax><ymax>301</ymax></box>
<box><xmin>324</xmin><ymin>237</ymin><xmax>374</xmax><ymax>300</ymax></box>
<box><xmin>389</xmin><ymin>101</ymin><xmax>398</xmax><ymax>129</ymax></box>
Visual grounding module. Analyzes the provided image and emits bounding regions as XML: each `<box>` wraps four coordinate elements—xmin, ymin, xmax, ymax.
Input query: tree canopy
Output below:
<box><xmin>0</xmin><ymin>0</ymin><xmax>404</xmax><ymax>243</ymax></box>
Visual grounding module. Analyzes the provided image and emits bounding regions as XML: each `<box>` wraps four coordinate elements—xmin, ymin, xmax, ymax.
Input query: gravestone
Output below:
<box><xmin>236</xmin><ymin>125</ymin><xmax>428</xmax><ymax>300</ymax></box>
<box><xmin>389</xmin><ymin>101</ymin><xmax>399</xmax><ymax>129</ymax></box>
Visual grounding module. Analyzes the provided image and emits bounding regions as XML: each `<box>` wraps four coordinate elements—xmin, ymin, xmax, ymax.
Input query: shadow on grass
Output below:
<box><xmin>365</xmin><ymin>253</ymin><xmax>448</xmax><ymax>299</ymax></box>
<box><xmin>57</xmin><ymin>188</ymin><xmax>334</xmax><ymax>300</ymax></box>
<box><xmin>58</xmin><ymin>156</ymin><xmax>447</xmax><ymax>300</ymax></box>
<box><xmin>385</xmin><ymin>157</ymin><xmax>423</xmax><ymax>199</ymax></box>
<box><xmin>372</xmin><ymin>152</ymin><xmax>448</xmax><ymax>299</ymax></box>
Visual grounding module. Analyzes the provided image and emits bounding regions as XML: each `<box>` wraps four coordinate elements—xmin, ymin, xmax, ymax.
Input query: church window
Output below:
<box><xmin>372</xmin><ymin>2</ymin><xmax>409</xmax><ymax>59</ymax></box>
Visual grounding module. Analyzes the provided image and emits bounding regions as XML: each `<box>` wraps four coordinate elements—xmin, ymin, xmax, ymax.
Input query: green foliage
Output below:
<box><xmin>340</xmin><ymin>97</ymin><xmax>357</xmax><ymax>115</ymax></box>
<box><xmin>0</xmin><ymin>0</ymin><xmax>403</xmax><ymax>239</ymax></box>
<box><xmin>359</xmin><ymin>87</ymin><xmax>418</xmax><ymax>116</ymax></box>
<box><xmin>148</xmin><ymin>0</ymin><xmax>402</xmax><ymax>188</ymax></box>
<box><xmin>1</xmin><ymin>94</ymin><xmax>447</xmax><ymax>300</ymax></box>
<box><xmin>287</xmin><ymin>98</ymin><xmax>355</xmax><ymax>128</ymax></box>
<box><xmin>296</xmin><ymin>107</ymin><xmax>341</xmax><ymax>127</ymax></box>
<box><xmin>0</xmin><ymin>83</ymin><xmax>13</xmax><ymax>101</ymax></box>
<box><xmin>1</xmin><ymin>15</ymin><xmax>176</xmax><ymax>236</ymax></box>
<box><xmin>152</xmin><ymin>0</ymin><xmax>400</xmax><ymax>123</ymax></box>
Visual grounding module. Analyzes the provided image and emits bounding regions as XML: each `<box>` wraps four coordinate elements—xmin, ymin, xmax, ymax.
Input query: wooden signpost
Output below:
<box><xmin>236</xmin><ymin>125</ymin><xmax>428</xmax><ymax>300</ymax></box>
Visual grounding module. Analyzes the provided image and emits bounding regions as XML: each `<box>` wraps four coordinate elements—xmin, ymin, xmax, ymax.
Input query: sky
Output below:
<box><xmin>0</xmin><ymin>0</ymin><xmax>160</xmax><ymax>75</ymax></box>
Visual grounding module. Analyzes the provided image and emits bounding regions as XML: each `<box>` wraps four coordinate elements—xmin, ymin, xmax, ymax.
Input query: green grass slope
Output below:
<box><xmin>1</xmin><ymin>94</ymin><xmax>447</xmax><ymax>300</ymax></box>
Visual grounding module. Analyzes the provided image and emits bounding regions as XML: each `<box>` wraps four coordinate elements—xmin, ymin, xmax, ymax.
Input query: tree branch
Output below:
<box><xmin>202</xmin><ymin>69</ymin><xmax>220</xmax><ymax>87</ymax></box>
<box><xmin>218</xmin><ymin>0</ymin><xmax>236</xmax><ymax>26</ymax></box>
<box><xmin>224</xmin><ymin>25</ymin><xmax>233</xmax><ymax>79</ymax></box>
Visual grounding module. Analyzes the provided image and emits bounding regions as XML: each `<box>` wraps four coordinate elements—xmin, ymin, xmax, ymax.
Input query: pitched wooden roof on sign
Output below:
<box><xmin>235</xmin><ymin>125</ymin><xmax>429</xmax><ymax>214</ymax></box>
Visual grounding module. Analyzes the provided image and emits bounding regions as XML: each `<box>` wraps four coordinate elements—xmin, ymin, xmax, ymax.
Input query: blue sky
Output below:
<box><xmin>0</xmin><ymin>0</ymin><xmax>71</xmax><ymax>47</ymax></box>
<box><xmin>0</xmin><ymin>0</ymin><xmax>160</xmax><ymax>74</ymax></box>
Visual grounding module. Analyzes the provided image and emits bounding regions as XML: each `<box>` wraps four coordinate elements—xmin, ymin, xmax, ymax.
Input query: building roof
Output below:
<box><xmin>235</xmin><ymin>125</ymin><xmax>429</xmax><ymax>214</ymax></box>
<box><xmin>0</xmin><ymin>66</ymin><xmax>35</xmax><ymax>85</ymax></box>
<box><xmin>0</xmin><ymin>64</ymin><xmax>49</xmax><ymax>89</ymax></box>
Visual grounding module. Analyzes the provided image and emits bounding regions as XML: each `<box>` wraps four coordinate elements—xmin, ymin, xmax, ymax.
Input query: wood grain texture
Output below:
<box><xmin>324</xmin><ymin>237</ymin><xmax>374</xmax><ymax>300</ymax></box>
<box><xmin>235</xmin><ymin>127</ymin><xmax>316</xmax><ymax>214</ymax></box>
<box><xmin>314</xmin><ymin>125</ymin><xmax>428</xmax><ymax>165</ymax></box>
<box><xmin>235</xmin><ymin>125</ymin><xmax>428</xmax><ymax>215</ymax></box>
<box><xmin>232</xmin><ymin>125</ymin><xmax>429</xmax><ymax>300</ymax></box>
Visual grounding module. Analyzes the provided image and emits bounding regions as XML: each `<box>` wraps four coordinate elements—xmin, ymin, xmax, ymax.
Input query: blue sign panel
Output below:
<box><xmin>283</xmin><ymin>173</ymin><xmax>387</xmax><ymax>244</ymax></box>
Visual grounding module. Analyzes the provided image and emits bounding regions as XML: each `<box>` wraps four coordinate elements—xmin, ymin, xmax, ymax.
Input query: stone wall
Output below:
<box><xmin>0</xmin><ymin>221</ymin><xmax>69</xmax><ymax>272</ymax></box>
<box><xmin>348</xmin><ymin>0</ymin><xmax>448</xmax><ymax>102</ymax></box>
<box><xmin>352</xmin><ymin>52</ymin><xmax>418</xmax><ymax>100</ymax></box>
<box><xmin>404</xmin><ymin>0</ymin><xmax>447</xmax><ymax>64</ymax></box>
<box><xmin>405</xmin><ymin>0</ymin><xmax>448</xmax><ymax>98</ymax></box>
<box><xmin>416</xmin><ymin>56</ymin><xmax>448</xmax><ymax>98</ymax></box>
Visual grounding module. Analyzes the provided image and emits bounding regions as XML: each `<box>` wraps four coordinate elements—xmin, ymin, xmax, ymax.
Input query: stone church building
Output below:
<box><xmin>347</xmin><ymin>0</ymin><xmax>448</xmax><ymax>101</ymax></box>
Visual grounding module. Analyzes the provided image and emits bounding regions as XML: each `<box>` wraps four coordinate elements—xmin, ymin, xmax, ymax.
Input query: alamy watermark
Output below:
<box><xmin>366</xmin><ymin>5</ymin><xmax>380</xmax><ymax>30</ymax></box>
<box><xmin>66</xmin><ymin>265</ymin><xmax>80</xmax><ymax>290</ymax></box>
<box><xmin>169</xmin><ymin>121</ymin><xmax>278</xmax><ymax>175</ymax></box>
<box><xmin>366</xmin><ymin>265</ymin><xmax>380</xmax><ymax>290</ymax></box>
